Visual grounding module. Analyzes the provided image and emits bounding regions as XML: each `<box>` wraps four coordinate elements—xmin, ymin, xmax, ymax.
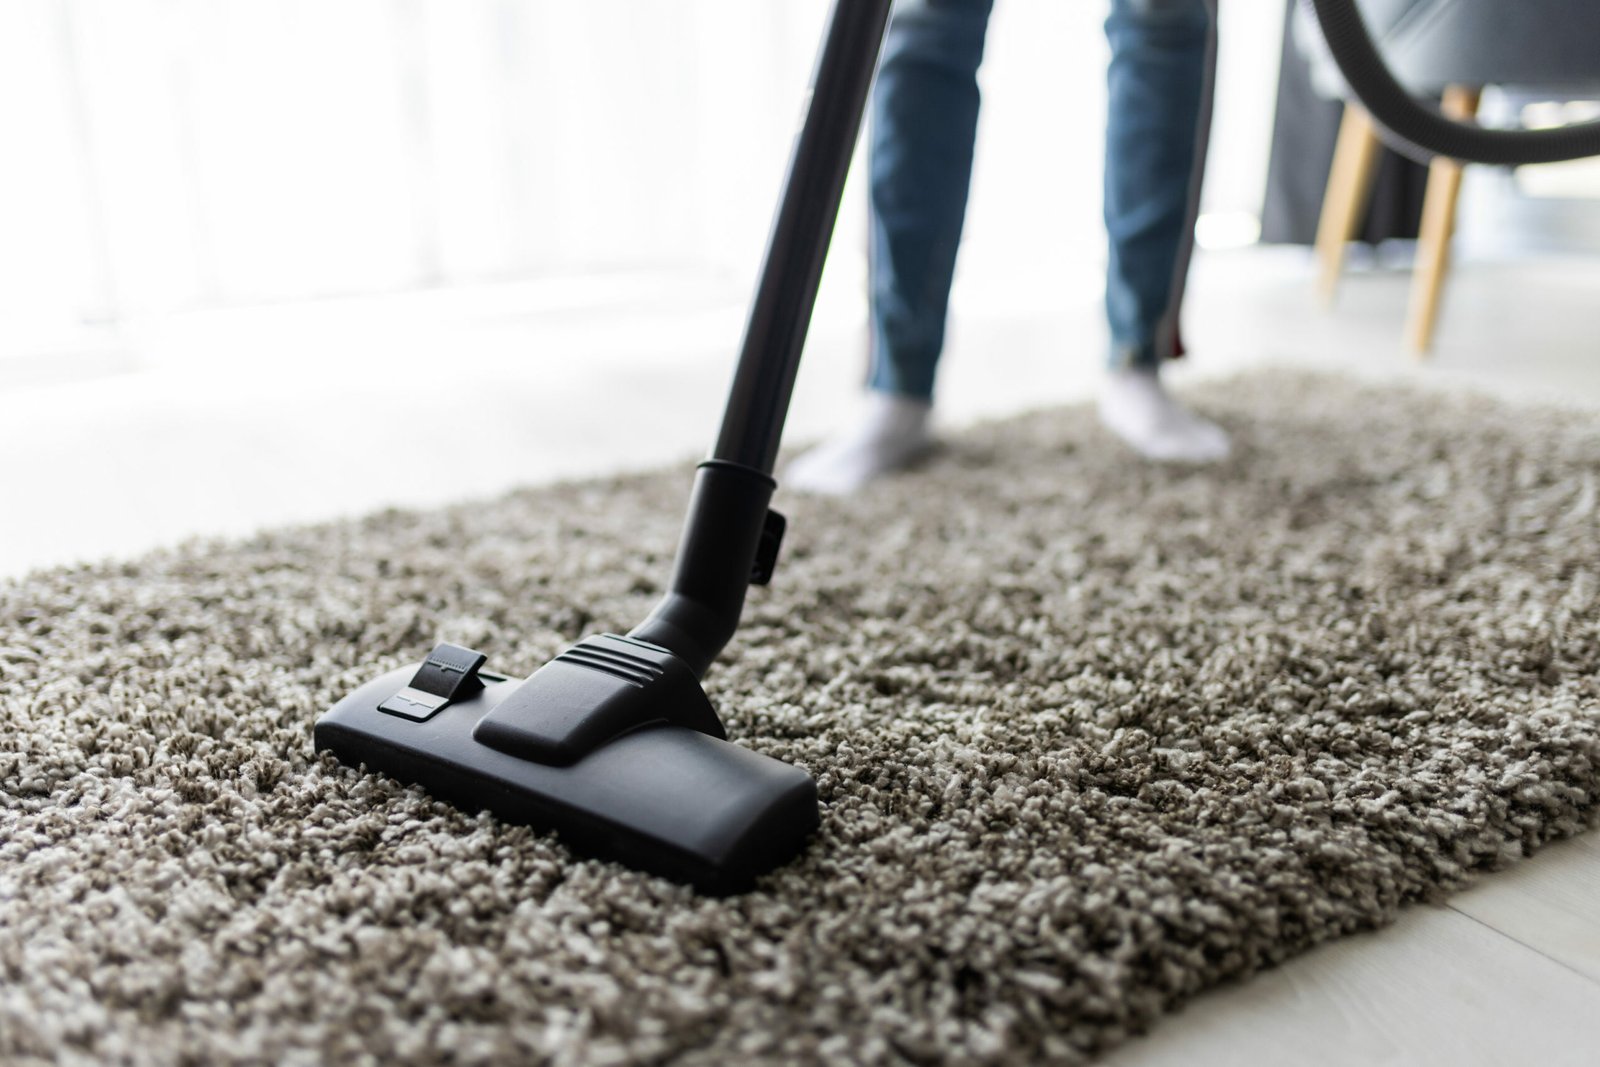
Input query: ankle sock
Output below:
<box><xmin>784</xmin><ymin>392</ymin><xmax>933</xmax><ymax>495</ymax></box>
<box><xmin>1098</xmin><ymin>367</ymin><xmax>1230</xmax><ymax>463</ymax></box>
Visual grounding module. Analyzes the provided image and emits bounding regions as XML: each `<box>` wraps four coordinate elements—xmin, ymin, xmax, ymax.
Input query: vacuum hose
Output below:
<box><xmin>1305</xmin><ymin>0</ymin><xmax>1600</xmax><ymax>164</ymax></box>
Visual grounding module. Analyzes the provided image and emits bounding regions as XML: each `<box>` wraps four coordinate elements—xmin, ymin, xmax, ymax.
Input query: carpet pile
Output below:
<box><xmin>2</xmin><ymin>372</ymin><xmax>1597</xmax><ymax>1064</ymax></box>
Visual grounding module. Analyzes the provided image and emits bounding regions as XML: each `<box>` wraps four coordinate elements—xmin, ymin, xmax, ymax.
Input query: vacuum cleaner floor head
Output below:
<box><xmin>316</xmin><ymin>641</ymin><xmax>819</xmax><ymax>894</ymax></box>
<box><xmin>314</xmin><ymin>0</ymin><xmax>892</xmax><ymax>893</ymax></box>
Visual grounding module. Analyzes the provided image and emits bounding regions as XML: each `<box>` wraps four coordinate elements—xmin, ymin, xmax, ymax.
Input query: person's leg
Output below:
<box><xmin>1098</xmin><ymin>0</ymin><xmax>1230</xmax><ymax>462</ymax></box>
<box><xmin>866</xmin><ymin>0</ymin><xmax>994</xmax><ymax>402</ymax></box>
<box><xmin>786</xmin><ymin>0</ymin><xmax>994</xmax><ymax>495</ymax></box>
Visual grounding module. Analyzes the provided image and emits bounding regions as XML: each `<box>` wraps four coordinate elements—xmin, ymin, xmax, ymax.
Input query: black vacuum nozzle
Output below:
<box><xmin>316</xmin><ymin>639</ymin><xmax>817</xmax><ymax>894</ymax></box>
<box><xmin>314</xmin><ymin>463</ymin><xmax>817</xmax><ymax>893</ymax></box>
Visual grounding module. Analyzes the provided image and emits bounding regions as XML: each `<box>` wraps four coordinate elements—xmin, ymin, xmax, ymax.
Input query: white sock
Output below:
<box><xmin>1098</xmin><ymin>367</ymin><xmax>1230</xmax><ymax>463</ymax></box>
<box><xmin>784</xmin><ymin>391</ymin><xmax>933</xmax><ymax>495</ymax></box>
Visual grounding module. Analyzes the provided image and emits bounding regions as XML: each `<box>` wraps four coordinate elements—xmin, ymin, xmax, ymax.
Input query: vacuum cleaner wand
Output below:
<box><xmin>715</xmin><ymin>0</ymin><xmax>892</xmax><ymax>475</ymax></box>
<box><xmin>316</xmin><ymin>0</ymin><xmax>894</xmax><ymax>894</ymax></box>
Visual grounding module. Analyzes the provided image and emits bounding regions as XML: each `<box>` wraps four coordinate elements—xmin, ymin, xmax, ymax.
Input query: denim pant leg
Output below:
<box><xmin>1104</xmin><ymin>0</ymin><xmax>1213</xmax><ymax>370</ymax></box>
<box><xmin>866</xmin><ymin>0</ymin><xmax>995</xmax><ymax>402</ymax></box>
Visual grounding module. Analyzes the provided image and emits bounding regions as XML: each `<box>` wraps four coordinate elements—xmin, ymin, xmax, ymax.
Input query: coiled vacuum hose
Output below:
<box><xmin>1305</xmin><ymin>0</ymin><xmax>1600</xmax><ymax>164</ymax></box>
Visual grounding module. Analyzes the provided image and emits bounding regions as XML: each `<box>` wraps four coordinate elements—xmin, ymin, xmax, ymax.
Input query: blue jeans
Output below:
<box><xmin>867</xmin><ymin>0</ymin><xmax>1214</xmax><ymax>400</ymax></box>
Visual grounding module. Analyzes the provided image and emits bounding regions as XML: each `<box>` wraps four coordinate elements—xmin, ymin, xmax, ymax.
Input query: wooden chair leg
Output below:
<box><xmin>1405</xmin><ymin>85</ymin><xmax>1482</xmax><ymax>357</ymax></box>
<box><xmin>1315</xmin><ymin>103</ymin><xmax>1381</xmax><ymax>304</ymax></box>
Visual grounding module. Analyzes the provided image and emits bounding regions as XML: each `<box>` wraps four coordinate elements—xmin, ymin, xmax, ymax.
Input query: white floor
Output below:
<box><xmin>3</xmin><ymin>245</ymin><xmax>1598</xmax><ymax>1062</ymax></box>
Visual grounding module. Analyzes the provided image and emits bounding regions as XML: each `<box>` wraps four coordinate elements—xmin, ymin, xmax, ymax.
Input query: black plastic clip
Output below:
<box><xmin>750</xmin><ymin>509</ymin><xmax>786</xmax><ymax>586</ymax></box>
<box><xmin>378</xmin><ymin>642</ymin><xmax>488</xmax><ymax>721</ymax></box>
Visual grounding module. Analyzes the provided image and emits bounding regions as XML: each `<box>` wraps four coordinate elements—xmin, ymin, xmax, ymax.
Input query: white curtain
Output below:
<box><xmin>0</xmin><ymin>1</ymin><xmax>834</xmax><ymax>323</ymax></box>
<box><xmin>0</xmin><ymin>0</ymin><xmax>1280</xmax><ymax>349</ymax></box>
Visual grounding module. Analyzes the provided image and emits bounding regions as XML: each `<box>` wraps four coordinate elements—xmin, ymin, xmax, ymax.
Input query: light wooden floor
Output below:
<box><xmin>2</xmin><ymin>246</ymin><xmax>1598</xmax><ymax>1062</ymax></box>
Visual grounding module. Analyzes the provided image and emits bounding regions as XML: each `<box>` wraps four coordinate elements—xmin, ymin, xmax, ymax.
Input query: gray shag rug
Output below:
<box><xmin>3</xmin><ymin>372</ymin><xmax>1598</xmax><ymax>1065</ymax></box>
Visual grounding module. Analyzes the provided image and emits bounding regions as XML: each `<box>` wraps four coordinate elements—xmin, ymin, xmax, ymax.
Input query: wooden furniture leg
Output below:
<box><xmin>1405</xmin><ymin>84</ymin><xmax>1482</xmax><ymax>356</ymax></box>
<box><xmin>1315</xmin><ymin>104</ymin><xmax>1382</xmax><ymax>304</ymax></box>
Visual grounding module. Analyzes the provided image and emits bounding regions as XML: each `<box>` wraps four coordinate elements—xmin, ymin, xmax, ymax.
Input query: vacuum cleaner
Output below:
<box><xmin>316</xmin><ymin>0</ymin><xmax>1600</xmax><ymax>894</ymax></box>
